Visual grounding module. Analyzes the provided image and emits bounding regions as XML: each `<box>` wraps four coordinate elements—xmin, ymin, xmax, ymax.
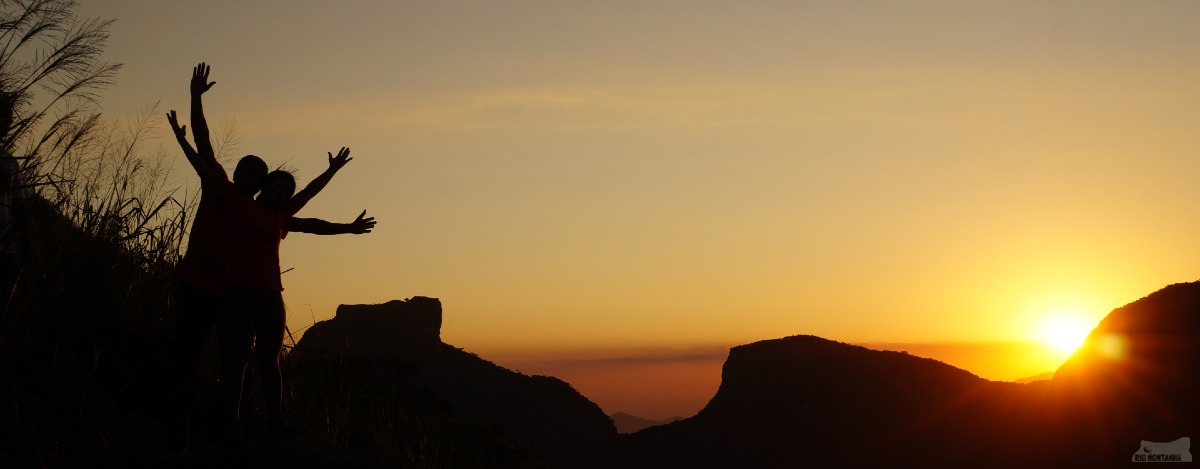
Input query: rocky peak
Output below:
<box><xmin>335</xmin><ymin>296</ymin><xmax>442</xmax><ymax>341</ymax></box>
<box><xmin>297</xmin><ymin>297</ymin><xmax>442</xmax><ymax>357</ymax></box>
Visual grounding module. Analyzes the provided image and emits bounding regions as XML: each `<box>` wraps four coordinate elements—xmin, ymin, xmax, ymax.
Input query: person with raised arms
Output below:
<box><xmin>168</xmin><ymin>63</ymin><xmax>375</xmax><ymax>444</ymax></box>
<box><xmin>170</xmin><ymin>62</ymin><xmax>269</xmax><ymax>446</ymax></box>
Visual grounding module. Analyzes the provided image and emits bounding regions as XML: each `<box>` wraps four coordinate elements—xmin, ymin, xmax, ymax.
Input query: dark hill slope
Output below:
<box><xmin>1040</xmin><ymin>281</ymin><xmax>1200</xmax><ymax>464</ymax></box>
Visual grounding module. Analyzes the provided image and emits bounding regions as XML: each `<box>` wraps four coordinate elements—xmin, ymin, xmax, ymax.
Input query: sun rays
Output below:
<box><xmin>1036</xmin><ymin>310</ymin><xmax>1094</xmax><ymax>359</ymax></box>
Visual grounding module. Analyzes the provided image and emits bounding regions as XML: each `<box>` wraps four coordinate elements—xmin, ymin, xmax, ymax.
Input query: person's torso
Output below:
<box><xmin>223</xmin><ymin>190</ymin><xmax>288</xmax><ymax>291</ymax></box>
<box><xmin>178</xmin><ymin>192</ymin><xmax>229</xmax><ymax>295</ymax></box>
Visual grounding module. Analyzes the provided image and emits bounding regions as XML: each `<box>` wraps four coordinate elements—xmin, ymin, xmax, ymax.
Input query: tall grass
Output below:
<box><xmin>0</xmin><ymin>2</ymin><xmax>198</xmax><ymax>466</ymax></box>
<box><xmin>19</xmin><ymin>106</ymin><xmax>187</xmax><ymax>335</ymax></box>
<box><xmin>0</xmin><ymin>103</ymin><xmax>193</xmax><ymax>468</ymax></box>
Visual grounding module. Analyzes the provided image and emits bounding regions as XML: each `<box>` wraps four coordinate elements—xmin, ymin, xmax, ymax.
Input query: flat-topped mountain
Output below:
<box><xmin>295</xmin><ymin>297</ymin><xmax>616</xmax><ymax>466</ymax></box>
<box><xmin>616</xmin><ymin>335</ymin><xmax>1044</xmax><ymax>467</ymax></box>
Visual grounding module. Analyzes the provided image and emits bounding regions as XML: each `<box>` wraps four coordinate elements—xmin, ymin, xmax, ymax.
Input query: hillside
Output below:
<box><xmin>1039</xmin><ymin>281</ymin><xmax>1200</xmax><ymax>463</ymax></box>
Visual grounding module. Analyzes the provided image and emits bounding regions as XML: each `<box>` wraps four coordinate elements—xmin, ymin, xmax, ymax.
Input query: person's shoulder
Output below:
<box><xmin>201</xmin><ymin>175</ymin><xmax>235</xmax><ymax>189</ymax></box>
<box><xmin>206</xmin><ymin>177</ymin><xmax>240</xmax><ymax>196</ymax></box>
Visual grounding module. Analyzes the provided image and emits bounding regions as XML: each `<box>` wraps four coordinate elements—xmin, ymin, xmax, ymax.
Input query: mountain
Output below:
<box><xmin>615</xmin><ymin>281</ymin><xmax>1200</xmax><ymax>467</ymax></box>
<box><xmin>610</xmin><ymin>412</ymin><xmax>682</xmax><ymax>434</ymax></box>
<box><xmin>615</xmin><ymin>335</ymin><xmax>1045</xmax><ymax>467</ymax></box>
<box><xmin>294</xmin><ymin>297</ymin><xmax>617</xmax><ymax>466</ymax></box>
<box><xmin>1014</xmin><ymin>371</ymin><xmax>1054</xmax><ymax>383</ymax></box>
<box><xmin>1038</xmin><ymin>281</ymin><xmax>1200</xmax><ymax>464</ymax></box>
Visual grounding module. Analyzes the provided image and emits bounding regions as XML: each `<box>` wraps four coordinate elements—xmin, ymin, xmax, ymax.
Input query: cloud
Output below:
<box><xmin>229</xmin><ymin>83</ymin><xmax>860</xmax><ymax>137</ymax></box>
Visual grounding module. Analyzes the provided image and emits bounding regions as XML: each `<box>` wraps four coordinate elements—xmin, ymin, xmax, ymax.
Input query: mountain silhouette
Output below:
<box><xmin>609</xmin><ymin>412</ymin><xmax>682</xmax><ymax>434</ymax></box>
<box><xmin>294</xmin><ymin>297</ymin><xmax>617</xmax><ymax>466</ymax></box>
<box><xmin>614</xmin><ymin>281</ymin><xmax>1200</xmax><ymax>467</ymax></box>
<box><xmin>614</xmin><ymin>335</ymin><xmax>1045</xmax><ymax>467</ymax></box>
<box><xmin>1038</xmin><ymin>281</ymin><xmax>1200</xmax><ymax>464</ymax></box>
<box><xmin>1014</xmin><ymin>371</ymin><xmax>1054</xmax><ymax>383</ymax></box>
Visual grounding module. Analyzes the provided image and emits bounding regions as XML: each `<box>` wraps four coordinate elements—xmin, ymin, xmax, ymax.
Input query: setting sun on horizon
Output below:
<box><xmin>75</xmin><ymin>0</ymin><xmax>1200</xmax><ymax>420</ymax></box>
<box><xmin>1035</xmin><ymin>309</ymin><xmax>1094</xmax><ymax>359</ymax></box>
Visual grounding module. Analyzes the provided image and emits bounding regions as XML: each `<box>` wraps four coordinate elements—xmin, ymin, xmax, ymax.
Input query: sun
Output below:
<box><xmin>1036</xmin><ymin>312</ymin><xmax>1093</xmax><ymax>358</ymax></box>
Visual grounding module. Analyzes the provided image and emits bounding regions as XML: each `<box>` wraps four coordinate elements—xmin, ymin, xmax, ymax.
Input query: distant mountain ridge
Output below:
<box><xmin>1014</xmin><ymin>371</ymin><xmax>1054</xmax><ymax>383</ymax></box>
<box><xmin>609</xmin><ymin>412</ymin><xmax>681</xmax><ymax>434</ymax></box>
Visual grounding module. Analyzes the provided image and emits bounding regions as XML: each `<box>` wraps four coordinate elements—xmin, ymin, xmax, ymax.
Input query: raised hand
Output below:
<box><xmin>166</xmin><ymin>109</ymin><xmax>219</xmax><ymax>183</ymax></box>
<box><xmin>328</xmin><ymin>147</ymin><xmax>352</xmax><ymax>171</ymax></box>
<box><xmin>191</xmin><ymin>62</ymin><xmax>215</xmax><ymax>96</ymax></box>
<box><xmin>350</xmin><ymin>210</ymin><xmax>376</xmax><ymax>234</ymax></box>
<box><xmin>166</xmin><ymin>110</ymin><xmax>187</xmax><ymax>139</ymax></box>
<box><xmin>287</xmin><ymin>147</ymin><xmax>354</xmax><ymax>215</ymax></box>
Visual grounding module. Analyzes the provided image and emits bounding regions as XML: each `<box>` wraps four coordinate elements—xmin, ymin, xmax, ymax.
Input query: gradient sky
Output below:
<box><xmin>79</xmin><ymin>1</ymin><xmax>1200</xmax><ymax>418</ymax></box>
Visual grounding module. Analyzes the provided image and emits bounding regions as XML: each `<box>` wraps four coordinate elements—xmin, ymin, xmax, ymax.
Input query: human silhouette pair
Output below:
<box><xmin>167</xmin><ymin>63</ymin><xmax>375</xmax><ymax>446</ymax></box>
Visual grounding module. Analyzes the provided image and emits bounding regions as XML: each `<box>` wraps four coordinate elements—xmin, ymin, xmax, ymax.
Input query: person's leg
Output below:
<box><xmin>253</xmin><ymin>291</ymin><xmax>286</xmax><ymax>426</ymax></box>
<box><xmin>173</xmin><ymin>281</ymin><xmax>222</xmax><ymax>418</ymax></box>
<box><xmin>171</xmin><ymin>281</ymin><xmax>222</xmax><ymax>446</ymax></box>
<box><xmin>216</xmin><ymin>287</ymin><xmax>255</xmax><ymax>442</ymax></box>
<box><xmin>239</xmin><ymin>358</ymin><xmax>256</xmax><ymax>424</ymax></box>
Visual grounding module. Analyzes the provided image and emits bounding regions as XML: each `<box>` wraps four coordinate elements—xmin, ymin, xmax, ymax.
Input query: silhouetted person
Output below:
<box><xmin>218</xmin><ymin>164</ymin><xmax>374</xmax><ymax>442</ymax></box>
<box><xmin>170</xmin><ymin>63</ymin><xmax>268</xmax><ymax>447</ymax></box>
<box><xmin>0</xmin><ymin>93</ymin><xmax>27</xmax><ymax>316</ymax></box>
<box><xmin>168</xmin><ymin>64</ymin><xmax>375</xmax><ymax>443</ymax></box>
<box><xmin>169</xmin><ymin>122</ymin><xmax>374</xmax><ymax>442</ymax></box>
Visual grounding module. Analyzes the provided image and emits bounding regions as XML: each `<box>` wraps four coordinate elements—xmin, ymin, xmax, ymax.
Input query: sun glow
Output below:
<box><xmin>1036</xmin><ymin>312</ymin><xmax>1093</xmax><ymax>358</ymax></box>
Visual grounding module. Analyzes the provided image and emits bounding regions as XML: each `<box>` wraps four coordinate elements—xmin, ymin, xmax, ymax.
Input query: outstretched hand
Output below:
<box><xmin>191</xmin><ymin>62</ymin><xmax>215</xmax><ymax>95</ymax></box>
<box><xmin>328</xmin><ymin>147</ymin><xmax>352</xmax><ymax>171</ymax></box>
<box><xmin>350</xmin><ymin>210</ymin><xmax>376</xmax><ymax>234</ymax></box>
<box><xmin>166</xmin><ymin>110</ymin><xmax>186</xmax><ymax>139</ymax></box>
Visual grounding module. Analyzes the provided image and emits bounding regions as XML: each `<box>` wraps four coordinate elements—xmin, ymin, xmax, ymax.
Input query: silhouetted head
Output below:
<box><xmin>232</xmin><ymin>155</ymin><xmax>267</xmax><ymax>196</ymax></box>
<box><xmin>256</xmin><ymin>170</ymin><xmax>296</xmax><ymax>208</ymax></box>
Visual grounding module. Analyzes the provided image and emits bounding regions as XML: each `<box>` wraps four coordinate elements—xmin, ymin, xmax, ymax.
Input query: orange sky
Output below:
<box><xmin>79</xmin><ymin>1</ymin><xmax>1200</xmax><ymax>418</ymax></box>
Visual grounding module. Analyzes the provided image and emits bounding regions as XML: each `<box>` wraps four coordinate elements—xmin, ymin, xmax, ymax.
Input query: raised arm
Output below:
<box><xmin>167</xmin><ymin>110</ymin><xmax>227</xmax><ymax>187</ymax></box>
<box><xmin>190</xmin><ymin>62</ymin><xmax>219</xmax><ymax>173</ymax></box>
<box><xmin>284</xmin><ymin>147</ymin><xmax>352</xmax><ymax>216</ymax></box>
<box><xmin>288</xmin><ymin>210</ymin><xmax>376</xmax><ymax>235</ymax></box>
